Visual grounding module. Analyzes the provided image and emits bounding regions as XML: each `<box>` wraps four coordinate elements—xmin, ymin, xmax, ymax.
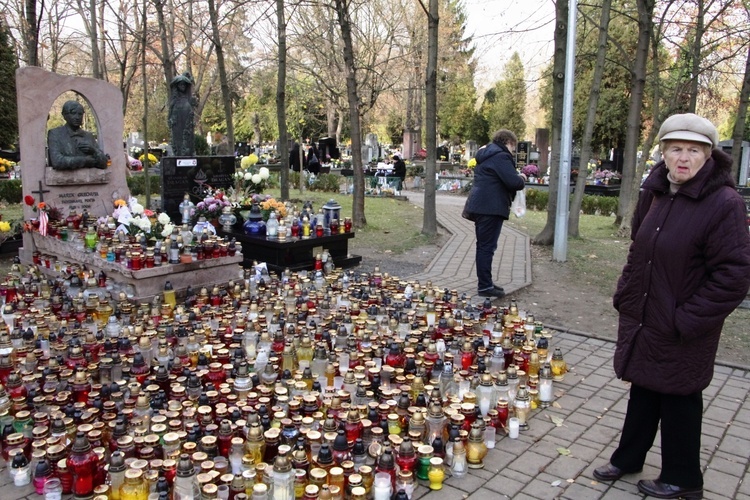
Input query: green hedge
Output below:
<box><xmin>127</xmin><ymin>174</ymin><xmax>162</xmax><ymax>196</ymax></box>
<box><xmin>525</xmin><ymin>188</ymin><xmax>619</xmax><ymax>216</ymax></box>
<box><xmin>0</xmin><ymin>179</ymin><xmax>22</xmax><ymax>203</ymax></box>
<box><xmin>288</xmin><ymin>172</ymin><xmax>341</xmax><ymax>192</ymax></box>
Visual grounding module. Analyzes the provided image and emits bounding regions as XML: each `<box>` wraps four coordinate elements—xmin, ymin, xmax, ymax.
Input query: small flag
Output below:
<box><xmin>39</xmin><ymin>211</ymin><xmax>49</xmax><ymax>236</ymax></box>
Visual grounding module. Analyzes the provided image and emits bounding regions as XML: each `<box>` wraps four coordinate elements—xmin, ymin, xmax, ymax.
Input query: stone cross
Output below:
<box><xmin>31</xmin><ymin>180</ymin><xmax>50</xmax><ymax>202</ymax></box>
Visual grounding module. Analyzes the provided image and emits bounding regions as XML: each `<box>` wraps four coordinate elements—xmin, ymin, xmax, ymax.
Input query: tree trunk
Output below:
<box><xmin>570</xmin><ymin>0</ymin><xmax>612</xmax><ymax>237</ymax></box>
<box><xmin>687</xmin><ymin>0</ymin><xmax>705</xmax><ymax>113</ymax></box>
<box><xmin>207</xmin><ymin>0</ymin><xmax>234</xmax><ymax>148</ymax></box>
<box><xmin>276</xmin><ymin>0</ymin><xmax>289</xmax><ymax>201</ymax></box>
<box><xmin>335</xmin><ymin>0</ymin><xmax>366</xmax><ymax>228</ymax></box>
<box><xmin>422</xmin><ymin>0</ymin><xmax>439</xmax><ymax>236</ymax></box>
<box><xmin>154</xmin><ymin>0</ymin><xmax>176</xmax><ymax>91</ymax></box>
<box><xmin>616</xmin><ymin>0</ymin><xmax>654</xmax><ymax>230</ymax></box>
<box><xmin>141</xmin><ymin>0</ymin><xmax>151</xmax><ymax>209</ymax></box>
<box><xmin>533</xmin><ymin>0</ymin><xmax>567</xmax><ymax>245</ymax></box>
<box><xmin>253</xmin><ymin>112</ymin><xmax>262</xmax><ymax>149</ymax></box>
<box><xmin>731</xmin><ymin>43</ymin><xmax>750</xmax><ymax>183</ymax></box>
<box><xmin>24</xmin><ymin>0</ymin><xmax>39</xmax><ymax>66</ymax></box>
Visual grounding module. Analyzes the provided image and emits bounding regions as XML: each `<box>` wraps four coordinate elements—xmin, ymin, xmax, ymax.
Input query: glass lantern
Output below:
<box><xmin>218</xmin><ymin>206</ymin><xmax>237</xmax><ymax>233</ymax></box>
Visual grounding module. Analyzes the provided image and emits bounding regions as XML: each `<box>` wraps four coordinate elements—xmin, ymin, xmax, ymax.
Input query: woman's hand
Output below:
<box><xmin>519</xmin><ymin>173</ymin><xmax>528</xmax><ymax>181</ymax></box>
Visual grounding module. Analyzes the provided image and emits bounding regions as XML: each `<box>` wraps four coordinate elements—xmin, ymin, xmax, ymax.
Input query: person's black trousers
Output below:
<box><xmin>610</xmin><ymin>384</ymin><xmax>703</xmax><ymax>488</ymax></box>
<box><xmin>473</xmin><ymin>214</ymin><xmax>504</xmax><ymax>291</ymax></box>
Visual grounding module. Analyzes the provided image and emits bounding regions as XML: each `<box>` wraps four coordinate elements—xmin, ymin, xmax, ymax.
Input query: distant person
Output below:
<box><xmin>393</xmin><ymin>154</ymin><xmax>406</xmax><ymax>190</ymax></box>
<box><xmin>462</xmin><ymin>130</ymin><xmax>526</xmax><ymax>298</ymax></box>
<box><xmin>47</xmin><ymin>100</ymin><xmax>108</xmax><ymax>170</ymax></box>
<box><xmin>307</xmin><ymin>142</ymin><xmax>321</xmax><ymax>174</ymax></box>
<box><xmin>593</xmin><ymin>113</ymin><xmax>750</xmax><ymax>499</ymax></box>
<box><xmin>213</xmin><ymin>132</ymin><xmax>232</xmax><ymax>156</ymax></box>
<box><xmin>290</xmin><ymin>142</ymin><xmax>303</xmax><ymax>172</ymax></box>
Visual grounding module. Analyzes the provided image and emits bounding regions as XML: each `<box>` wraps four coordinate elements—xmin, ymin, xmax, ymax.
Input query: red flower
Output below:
<box><xmin>24</xmin><ymin>195</ymin><xmax>35</xmax><ymax>206</ymax></box>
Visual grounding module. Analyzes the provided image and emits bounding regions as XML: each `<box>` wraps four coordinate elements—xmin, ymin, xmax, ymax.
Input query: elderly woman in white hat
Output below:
<box><xmin>593</xmin><ymin>113</ymin><xmax>750</xmax><ymax>499</ymax></box>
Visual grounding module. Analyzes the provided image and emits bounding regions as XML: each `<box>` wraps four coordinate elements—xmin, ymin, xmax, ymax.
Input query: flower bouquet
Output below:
<box><xmin>112</xmin><ymin>197</ymin><xmax>169</xmax><ymax>239</ymax></box>
<box><xmin>193</xmin><ymin>189</ymin><xmax>232</xmax><ymax>221</ymax></box>
<box><xmin>521</xmin><ymin>164</ymin><xmax>540</xmax><ymax>178</ymax></box>
<box><xmin>229</xmin><ymin>155</ymin><xmax>271</xmax><ymax>203</ymax></box>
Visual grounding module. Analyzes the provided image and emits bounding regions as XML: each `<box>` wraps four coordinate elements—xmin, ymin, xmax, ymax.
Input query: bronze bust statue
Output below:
<box><xmin>47</xmin><ymin>100</ymin><xmax>108</xmax><ymax>170</ymax></box>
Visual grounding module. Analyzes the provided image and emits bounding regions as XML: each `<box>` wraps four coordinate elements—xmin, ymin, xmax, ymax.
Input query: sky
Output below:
<box><xmin>462</xmin><ymin>0</ymin><xmax>557</xmax><ymax>91</ymax></box>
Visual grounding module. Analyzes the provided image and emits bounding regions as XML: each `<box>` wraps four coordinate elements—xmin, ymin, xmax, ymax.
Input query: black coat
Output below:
<box><xmin>464</xmin><ymin>142</ymin><xmax>525</xmax><ymax>219</ymax></box>
<box><xmin>613</xmin><ymin>150</ymin><xmax>750</xmax><ymax>395</ymax></box>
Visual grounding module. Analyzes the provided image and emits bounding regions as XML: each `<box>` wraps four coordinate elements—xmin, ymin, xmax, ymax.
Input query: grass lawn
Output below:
<box><xmin>263</xmin><ymin>189</ymin><xmax>439</xmax><ymax>255</ymax></box>
<box><xmin>507</xmin><ymin>209</ymin><xmax>630</xmax><ymax>297</ymax></box>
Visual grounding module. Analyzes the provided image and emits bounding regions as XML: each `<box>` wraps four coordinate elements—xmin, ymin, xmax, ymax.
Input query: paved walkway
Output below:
<box><xmin>2</xmin><ymin>192</ymin><xmax>748</xmax><ymax>500</ymax></box>
<box><xmin>403</xmin><ymin>191</ymin><xmax>532</xmax><ymax>296</ymax></box>
<box><xmin>404</xmin><ymin>191</ymin><xmax>750</xmax><ymax>499</ymax></box>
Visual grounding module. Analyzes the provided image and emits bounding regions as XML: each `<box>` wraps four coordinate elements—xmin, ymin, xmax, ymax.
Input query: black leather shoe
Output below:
<box><xmin>593</xmin><ymin>463</ymin><xmax>628</xmax><ymax>482</ymax></box>
<box><xmin>493</xmin><ymin>285</ymin><xmax>505</xmax><ymax>294</ymax></box>
<box><xmin>637</xmin><ymin>479</ymin><xmax>703</xmax><ymax>499</ymax></box>
<box><xmin>478</xmin><ymin>287</ymin><xmax>505</xmax><ymax>298</ymax></box>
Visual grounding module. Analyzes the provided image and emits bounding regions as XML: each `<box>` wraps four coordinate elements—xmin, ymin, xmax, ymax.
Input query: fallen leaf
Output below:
<box><xmin>557</xmin><ymin>447</ymin><xmax>571</xmax><ymax>456</ymax></box>
<box><xmin>549</xmin><ymin>415</ymin><xmax>564</xmax><ymax>427</ymax></box>
<box><xmin>567</xmin><ymin>479</ymin><xmax>574</xmax><ymax>483</ymax></box>
<box><xmin>552</xmin><ymin>402</ymin><xmax>562</xmax><ymax>409</ymax></box>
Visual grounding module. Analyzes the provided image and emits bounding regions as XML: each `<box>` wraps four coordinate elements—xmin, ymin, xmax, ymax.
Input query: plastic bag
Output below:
<box><xmin>511</xmin><ymin>188</ymin><xmax>526</xmax><ymax>218</ymax></box>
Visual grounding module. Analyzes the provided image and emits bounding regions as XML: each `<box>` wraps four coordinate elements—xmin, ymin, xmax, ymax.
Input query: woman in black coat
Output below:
<box><xmin>289</xmin><ymin>142</ymin><xmax>303</xmax><ymax>172</ymax></box>
<box><xmin>463</xmin><ymin>130</ymin><xmax>526</xmax><ymax>298</ymax></box>
<box><xmin>594</xmin><ymin>113</ymin><xmax>750</xmax><ymax>499</ymax></box>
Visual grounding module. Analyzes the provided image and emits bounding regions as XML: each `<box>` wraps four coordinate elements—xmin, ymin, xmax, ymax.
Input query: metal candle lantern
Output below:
<box><xmin>322</xmin><ymin>199</ymin><xmax>342</xmax><ymax>233</ymax></box>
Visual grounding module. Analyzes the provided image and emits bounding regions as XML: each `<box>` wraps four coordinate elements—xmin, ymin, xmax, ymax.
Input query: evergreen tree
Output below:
<box><xmin>0</xmin><ymin>21</ymin><xmax>18</xmax><ymax>149</ymax></box>
<box><xmin>436</xmin><ymin>0</ymin><xmax>483</xmax><ymax>144</ymax></box>
<box><xmin>482</xmin><ymin>52</ymin><xmax>527</xmax><ymax>139</ymax></box>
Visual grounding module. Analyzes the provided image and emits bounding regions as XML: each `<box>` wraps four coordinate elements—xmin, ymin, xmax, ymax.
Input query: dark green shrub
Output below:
<box><xmin>581</xmin><ymin>195</ymin><xmax>598</xmax><ymax>215</ymax></box>
<box><xmin>310</xmin><ymin>174</ymin><xmax>342</xmax><ymax>192</ymax></box>
<box><xmin>525</xmin><ymin>188</ymin><xmax>548</xmax><ymax>211</ymax></box>
<box><xmin>127</xmin><ymin>174</ymin><xmax>161</xmax><ymax>196</ymax></box>
<box><xmin>598</xmin><ymin>196</ymin><xmax>619</xmax><ymax>216</ymax></box>
<box><xmin>195</xmin><ymin>134</ymin><xmax>210</xmax><ymax>156</ymax></box>
<box><xmin>0</xmin><ymin>179</ymin><xmax>22</xmax><ymax>203</ymax></box>
<box><xmin>406</xmin><ymin>164</ymin><xmax>424</xmax><ymax>177</ymax></box>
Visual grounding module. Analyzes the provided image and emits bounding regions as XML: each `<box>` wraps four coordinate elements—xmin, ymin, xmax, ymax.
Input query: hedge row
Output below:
<box><xmin>127</xmin><ymin>174</ymin><xmax>162</xmax><ymax>196</ymax></box>
<box><xmin>525</xmin><ymin>188</ymin><xmax>619</xmax><ymax>216</ymax></box>
<box><xmin>289</xmin><ymin>172</ymin><xmax>341</xmax><ymax>192</ymax></box>
<box><xmin>0</xmin><ymin>179</ymin><xmax>22</xmax><ymax>203</ymax></box>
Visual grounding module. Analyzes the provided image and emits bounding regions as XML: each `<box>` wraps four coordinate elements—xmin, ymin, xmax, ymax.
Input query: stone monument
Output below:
<box><xmin>16</xmin><ymin>67</ymin><xmax>130</xmax><ymax>248</ymax></box>
<box><xmin>15</xmin><ymin>67</ymin><xmax>242</xmax><ymax>300</ymax></box>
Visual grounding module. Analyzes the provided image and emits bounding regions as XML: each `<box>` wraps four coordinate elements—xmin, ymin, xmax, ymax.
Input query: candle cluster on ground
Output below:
<box><xmin>0</xmin><ymin>263</ymin><xmax>568</xmax><ymax>500</ymax></box>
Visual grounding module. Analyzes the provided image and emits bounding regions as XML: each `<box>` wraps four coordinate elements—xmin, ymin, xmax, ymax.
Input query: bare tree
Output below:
<box><xmin>73</xmin><ymin>0</ymin><xmax>102</xmax><ymax>78</ymax></box>
<box><xmin>570</xmin><ymin>0</ymin><xmax>612</xmax><ymax>237</ymax></box>
<box><xmin>533</xmin><ymin>0</ymin><xmax>567</xmax><ymax>245</ymax></box>
<box><xmin>421</xmin><ymin>0</ymin><xmax>438</xmax><ymax>236</ymax></box>
<box><xmin>731</xmin><ymin>43</ymin><xmax>750</xmax><ymax>182</ymax></box>
<box><xmin>207</xmin><ymin>0</ymin><xmax>233</xmax><ymax>147</ymax></box>
<box><xmin>277</xmin><ymin>0</ymin><xmax>289</xmax><ymax>201</ymax></box>
<box><xmin>334</xmin><ymin>0</ymin><xmax>366</xmax><ymax>227</ymax></box>
<box><xmin>22</xmin><ymin>0</ymin><xmax>42</xmax><ymax>66</ymax></box>
<box><xmin>615</xmin><ymin>0</ymin><xmax>655</xmax><ymax>230</ymax></box>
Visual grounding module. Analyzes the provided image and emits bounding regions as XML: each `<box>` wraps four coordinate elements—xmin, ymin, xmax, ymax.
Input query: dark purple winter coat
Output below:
<box><xmin>613</xmin><ymin>149</ymin><xmax>750</xmax><ymax>395</ymax></box>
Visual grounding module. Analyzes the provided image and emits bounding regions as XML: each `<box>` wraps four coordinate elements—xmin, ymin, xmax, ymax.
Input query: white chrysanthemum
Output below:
<box><xmin>137</xmin><ymin>217</ymin><xmax>152</xmax><ymax>231</ymax></box>
<box><xmin>251</xmin><ymin>174</ymin><xmax>262</xmax><ymax>184</ymax></box>
<box><xmin>161</xmin><ymin>223</ymin><xmax>174</xmax><ymax>238</ymax></box>
<box><xmin>244</xmin><ymin>172</ymin><xmax>253</xmax><ymax>181</ymax></box>
<box><xmin>259</xmin><ymin>167</ymin><xmax>270</xmax><ymax>180</ymax></box>
<box><xmin>157</xmin><ymin>213</ymin><xmax>170</xmax><ymax>225</ymax></box>
<box><xmin>131</xmin><ymin>203</ymin><xmax>144</xmax><ymax>215</ymax></box>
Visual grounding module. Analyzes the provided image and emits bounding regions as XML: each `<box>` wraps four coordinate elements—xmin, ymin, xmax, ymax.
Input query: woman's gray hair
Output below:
<box><xmin>492</xmin><ymin>129</ymin><xmax>518</xmax><ymax>147</ymax></box>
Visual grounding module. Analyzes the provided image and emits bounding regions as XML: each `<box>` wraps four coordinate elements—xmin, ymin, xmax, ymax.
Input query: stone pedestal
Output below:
<box><xmin>24</xmin><ymin>234</ymin><xmax>243</xmax><ymax>302</ymax></box>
